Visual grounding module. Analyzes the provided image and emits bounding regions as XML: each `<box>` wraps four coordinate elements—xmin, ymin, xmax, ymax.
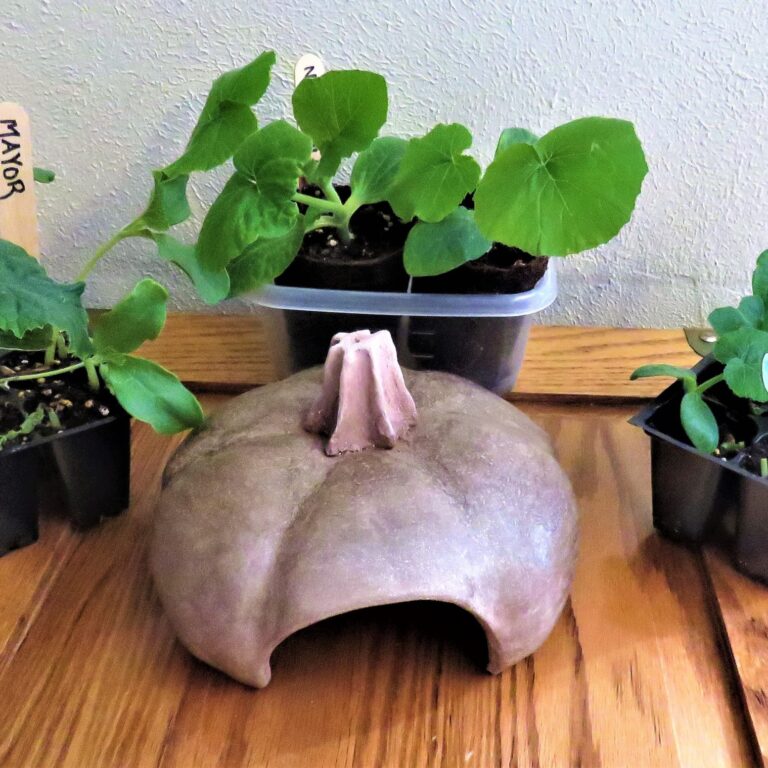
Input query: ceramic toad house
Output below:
<box><xmin>152</xmin><ymin>330</ymin><xmax>577</xmax><ymax>687</ymax></box>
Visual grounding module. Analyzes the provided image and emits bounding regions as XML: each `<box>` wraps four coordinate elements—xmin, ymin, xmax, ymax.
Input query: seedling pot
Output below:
<box><xmin>274</xmin><ymin>245</ymin><xmax>408</xmax><ymax>371</ymax></box>
<box><xmin>0</xmin><ymin>389</ymin><xmax>130</xmax><ymax>557</ymax></box>
<box><xmin>631</xmin><ymin>356</ymin><xmax>768</xmax><ymax>583</ymax></box>
<box><xmin>256</xmin><ymin>262</ymin><xmax>557</xmax><ymax>393</ymax></box>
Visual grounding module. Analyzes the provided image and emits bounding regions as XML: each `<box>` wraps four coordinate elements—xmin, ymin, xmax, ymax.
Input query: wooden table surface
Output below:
<box><xmin>1</xmin><ymin>320</ymin><xmax>766</xmax><ymax>768</ymax></box>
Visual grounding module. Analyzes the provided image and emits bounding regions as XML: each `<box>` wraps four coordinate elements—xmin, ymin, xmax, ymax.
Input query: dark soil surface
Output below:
<box><xmin>739</xmin><ymin>436</ymin><xmax>768</xmax><ymax>477</ymax></box>
<box><xmin>409</xmin><ymin>191</ymin><xmax>550</xmax><ymax>295</ymax></box>
<box><xmin>0</xmin><ymin>351</ymin><xmax>113</xmax><ymax>452</ymax></box>
<box><xmin>279</xmin><ymin>185</ymin><xmax>548</xmax><ymax>295</ymax></box>
<box><xmin>412</xmin><ymin>244</ymin><xmax>549</xmax><ymax>295</ymax></box>
<box><xmin>277</xmin><ymin>185</ymin><xmax>411</xmax><ymax>291</ymax></box>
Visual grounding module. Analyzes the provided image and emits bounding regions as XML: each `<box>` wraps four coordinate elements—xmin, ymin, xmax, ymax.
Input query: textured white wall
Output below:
<box><xmin>4</xmin><ymin>0</ymin><xmax>768</xmax><ymax>326</ymax></box>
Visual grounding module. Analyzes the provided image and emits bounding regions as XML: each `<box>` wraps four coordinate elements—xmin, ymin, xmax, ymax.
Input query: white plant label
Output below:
<box><xmin>0</xmin><ymin>102</ymin><xmax>39</xmax><ymax>258</ymax></box>
<box><xmin>294</xmin><ymin>54</ymin><xmax>326</xmax><ymax>86</ymax></box>
<box><xmin>294</xmin><ymin>55</ymin><xmax>327</xmax><ymax>162</ymax></box>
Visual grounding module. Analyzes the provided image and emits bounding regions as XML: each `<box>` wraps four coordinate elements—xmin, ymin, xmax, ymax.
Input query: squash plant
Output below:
<box><xmin>0</xmin><ymin>238</ymin><xmax>203</xmax><ymax>440</ymax></box>
<box><xmin>84</xmin><ymin>51</ymin><xmax>648</xmax><ymax>302</ymax></box>
<box><xmin>395</xmin><ymin>116</ymin><xmax>647</xmax><ymax>277</ymax></box>
<box><xmin>632</xmin><ymin>250</ymin><xmax>768</xmax><ymax>458</ymax></box>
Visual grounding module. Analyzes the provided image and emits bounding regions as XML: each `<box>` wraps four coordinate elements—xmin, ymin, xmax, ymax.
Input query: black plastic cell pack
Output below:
<box><xmin>631</xmin><ymin>355</ymin><xmax>768</xmax><ymax>584</ymax></box>
<box><xmin>0</xmin><ymin>396</ymin><xmax>130</xmax><ymax>557</ymax></box>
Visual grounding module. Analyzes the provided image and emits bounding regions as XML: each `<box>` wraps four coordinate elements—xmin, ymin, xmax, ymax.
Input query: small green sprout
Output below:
<box><xmin>632</xmin><ymin>250</ymin><xmax>768</xmax><ymax>455</ymax></box>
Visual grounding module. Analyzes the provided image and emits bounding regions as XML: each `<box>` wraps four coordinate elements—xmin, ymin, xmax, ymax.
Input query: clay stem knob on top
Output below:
<box><xmin>303</xmin><ymin>330</ymin><xmax>418</xmax><ymax>456</ymax></box>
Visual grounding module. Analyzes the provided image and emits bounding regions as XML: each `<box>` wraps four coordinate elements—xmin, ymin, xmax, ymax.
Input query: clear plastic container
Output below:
<box><xmin>255</xmin><ymin>262</ymin><xmax>557</xmax><ymax>393</ymax></box>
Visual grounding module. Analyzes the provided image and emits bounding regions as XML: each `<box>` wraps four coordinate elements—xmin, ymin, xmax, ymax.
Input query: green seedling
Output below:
<box><xmin>84</xmin><ymin>51</ymin><xmax>648</xmax><ymax>304</ymax></box>
<box><xmin>0</xmin><ymin>404</ymin><xmax>46</xmax><ymax>451</ymax></box>
<box><xmin>632</xmin><ymin>250</ymin><xmax>768</xmax><ymax>454</ymax></box>
<box><xmin>0</xmin><ymin>239</ymin><xmax>203</xmax><ymax>438</ymax></box>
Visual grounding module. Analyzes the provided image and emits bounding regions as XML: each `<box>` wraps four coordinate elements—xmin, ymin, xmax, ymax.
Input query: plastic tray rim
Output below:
<box><xmin>253</xmin><ymin>261</ymin><xmax>557</xmax><ymax>317</ymax></box>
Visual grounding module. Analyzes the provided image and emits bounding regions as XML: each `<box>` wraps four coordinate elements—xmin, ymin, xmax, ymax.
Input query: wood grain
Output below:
<box><xmin>0</xmin><ymin>516</ymin><xmax>76</xmax><ymax>671</ymax></box>
<box><xmin>705</xmin><ymin>548</ymin><xmax>768</xmax><ymax>766</ymax></box>
<box><xmin>136</xmin><ymin>314</ymin><xmax>698</xmax><ymax>400</ymax></box>
<box><xmin>0</xmin><ymin>401</ymin><xmax>756</xmax><ymax>767</ymax></box>
<box><xmin>516</xmin><ymin>326</ymin><xmax>698</xmax><ymax>400</ymax></box>
<box><xmin>0</xmin><ymin>422</ymin><xmax>192</xmax><ymax>768</ymax></box>
<box><xmin>535</xmin><ymin>405</ymin><xmax>755</xmax><ymax>767</ymax></box>
<box><xmin>0</xmin><ymin>103</ymin><xmax>39</xmax><ymax>257</ymax></box>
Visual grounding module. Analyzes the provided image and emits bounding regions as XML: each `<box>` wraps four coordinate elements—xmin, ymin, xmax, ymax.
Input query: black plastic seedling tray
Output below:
<box><xmin>631</xmin><ymin>355</ymin><xmax>768</xmax><ymax>583</ymax></box>
<box><xmin>0</xmin><ymin>390</ymin><xmax>130</xmax><ymax>557</ymax></box>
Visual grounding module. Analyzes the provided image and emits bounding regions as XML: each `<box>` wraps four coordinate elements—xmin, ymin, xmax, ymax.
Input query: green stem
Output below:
<box><xmin>761</xmin><ymin>457</ymin><xmax>768</xmax><ymax>478</ymax></box>
<box><xmin>321</xmin><ymin>181</ymin><xmax>342</xmax><ymax>206</ymax></box>
<box><xmin>83</xmin><ymin>358</ymin><xmax>101</xmax><ymax>392</ymax></box>
<box><xmin>696</xmin><ymin>373</ymin><xmax>725</xmax><ymax>394</ymax></box>
<box><xmin>337</xmin><ymin>194</ymin><xmax>366</xmax><ymax>243</ymax></box>
<box><xmin>77</xmin><ymin>228</ymin><xmax>131</xmax><ymax>281</ymax></box>
<box><xmin>56</xmin><ymin>333</ymin><xmax>68</xmax><ymax>360</ymax></box>
<box><xmin>47</xmin><ymin>408</ymin><xmax>62</xmax><ymax>429</ymax></box>
<box><xmin>307</xmin><ymin>215</ymin><xmax>340</xmax><ymax>232</ymax></box>
<box><xmin>291</xmin><ymin>192</ymin><xmax>345</xmax><ymax>215</ymax></box>
<box><xmin>44</xmin><ymin>341</ymin><xmax>56</xmax><ymax>366</ymax></box>
<box><xmin>0</xmin><ymin>361</ymin><xmax>85</xmax><ymax>387</ymax></box>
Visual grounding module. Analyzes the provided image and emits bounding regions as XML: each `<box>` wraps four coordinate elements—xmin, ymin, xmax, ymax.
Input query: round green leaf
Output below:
<box><xmin>147</xmin><ymin>233</ymin><xmax>230</xmax><ymax>305</ymax></box>
<box><xmin>0</xmin><ymin>326</ymin><xmax>55</xmax><ymax>352</ymax></box>
<box><xmin>197</xmin><ymin>173</ymin><xmax>297</xmax><ymax>272</ymax></box>
<box><xmin>494</xmin><ymin>127</ymin><xmax>538</xmax><ymax>156</ymax></box>
<box><xmin>752</xmin><ymin>250</ymin><xmax>768</xmax><ymax>303</ymax></box>
<box><xmin>196</xmin><ymin>121</ymin><xmax>311</xmax><ymax>275</ymax></box>
<box><xmin>725</xmin><ymin>357</ymin><xmax>768</xmax><ymax>401</ymax></box>
<box><xmin>709</xmin><ymin>296</ymin><xmax>765</xmax><ymax>335</ymax></box>
<box><xmin>228</xmin><ymin>220</ymin><xmax>305</xmax><ymax>296</ymax></box>
<box><xmin>233</xmin><ymin>120</ymin><xmax>312</xmax><ymax>200</ymax></box>
<box><xmin>680</xmin><ymin>392</ymin><xmax>719</xmax><ymax>454</ymax></box>
<box><xmin>388</xmin><ymin>123</ymin><xmax>481</xmax><ymax>223</ymax></box>
<box><xmin>164</xmin><ymin>103</ymin><xmax>258</xmax><ymax>178</ymax></box>
<box><xmin>710</xmin><ymin>308</ymin><xmax>749</xmax><ymax>336</ymax></box>
<box><xmin>136</xmin><ymin>171</ymin><xmax>191</xmax><ymax>232</ymax></box>
<box><xmin>204</xmin><ymin>50</ymin><xmax>276</xmax><ymax>109</ymax></box>
<box><xmin>349</xmin><ymin>137</ymin><xmax>407</xmax><ymax>206</ymax></box>
<box><xmin>162</xmin><ymin>51</ymin><xmax>276</xmax><ymax>177</ymax></box>
<box><xmin>100</xmin><ymin>354</ymin><xmax>204</xmax><ymax>435</ymax></box>
<box><xmin>292</xmin><ymin>70</ymin><xmax>388</xmax><ymax>180</ymax></box>
<box><xmin>714</xmin><ymin>327</ymin><xmax>768</xmax><ymax>401</ymax></box>
<box><xmin>92</xmin><ymin>278</ymin><xmax>168</xmax><ymax>355</ymax></box>
<box><xmin>474</xmin><ymin>117</ymin><xmax>648</xmax><ymax>256</ymax></box>
<box><xmin>403</xmin><ymin>208</ymin><xmax>491</xmax><ymax>277</ymax></box>
<box><xmin>0</xmin><ymin>239</ymin><xmax>92</xmax><ymax>358</ymax></box>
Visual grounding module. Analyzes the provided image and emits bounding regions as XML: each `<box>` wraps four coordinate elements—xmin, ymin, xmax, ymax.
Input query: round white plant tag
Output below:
<box><xmin>294</xmin><ymin>55</ymin><xmax>326</xmax><ymax>161</ymax></box>
<box><xmin>294</xmin><ymin>54</ymin><xmax>326</xmax><ymax>86</ymax></box>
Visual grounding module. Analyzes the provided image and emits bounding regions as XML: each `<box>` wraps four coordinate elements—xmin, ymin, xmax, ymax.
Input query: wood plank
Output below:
<box><xmin>0</xmin><ymin>402</ymin><xmax>753</xmax><ymax>766</ymax></box>
<box><xmin>704</xmin><ymin>548</ymin><xmax>768</xmax><ymax>766</ymax></box>
<box><xmin>136</xmin><ymin>313</ymin><xmax>276</xmax><ymax>392</ymax></box>
<box><xmin>136</xmin><ymin>313</ymin><xmax>697</xmax><ymax>400</ymax></box>
<box><xmin>0</xmin><ymin>422</ymin><xmax>192</xmax><ymax>768</ymax></box>
<box><xmin>0</xmin><ymin>102</ymin><xmax>39</xmax><ymax>257</ymax></box>
<box><xmin>0</xmin><ymin>516</ymin><xmax>77</xmax><ymax>671</ymax></box>
<box><xmin>533</xmin><ymin>404</ymin><xmax>755</xmax><ymax>767</ymax></box>
<box><xmin>516</xmin><ymin>326</ymin><xmax>698</xmax><ymax>400</ymax></box>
